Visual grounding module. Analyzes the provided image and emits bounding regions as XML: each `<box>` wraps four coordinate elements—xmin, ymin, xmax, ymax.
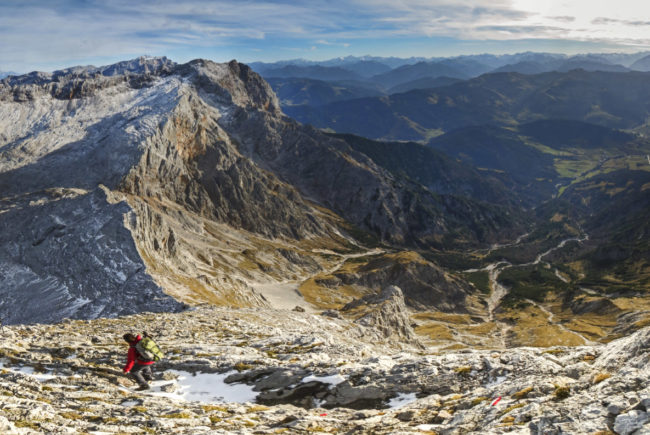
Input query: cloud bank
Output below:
<box><xmin>1</xmin><ymin>0</ymin><xmax>649</xmax><ymax>72</ymax></box>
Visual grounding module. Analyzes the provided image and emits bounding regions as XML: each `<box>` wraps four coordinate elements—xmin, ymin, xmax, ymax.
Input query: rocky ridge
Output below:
<box><xmin>1</xmin><ymin>301</ymin><xmax>649</xmax><ymax>434</ymax></box>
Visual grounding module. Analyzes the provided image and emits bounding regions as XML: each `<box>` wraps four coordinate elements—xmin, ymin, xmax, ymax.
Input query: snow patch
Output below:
<box><xmin>389</xmin><ymin>392</ymin><xmax>418</xmax><ymax>409</ymax></box>
<box><xmin>302</xmin><ymin>373</ymin><xmax>346</xmax><ymax>386</ymax></box>
<box><xmin>486</xmin><ymin>375</ymin><xmax>508</xmax><ymax>388</ymax></box>
<box><xmin>0</xmin><ymin>361</ymin><xmax>60</xmax><ymax>382</ymax></box>
<box><xmin>167</xmin><ymin>370</ymin><xmax>258</xmax><ymax>404</ymax></box>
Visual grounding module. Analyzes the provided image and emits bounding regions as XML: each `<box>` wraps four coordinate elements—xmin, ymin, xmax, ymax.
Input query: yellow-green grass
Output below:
<box><xmin>562</xmin><ymin>318</ymin><xmax>615</xmax><ymax>341</ymax></box>
<box><xmin>465</xmin><ymin>322</ymin><xmax>499</xmax><ymax>336</ymax></box>
<box><xmin>498</xmin><ymin>305</ymin><xmax>586</xmax><ymax>347</ymax></box>
<box><xmin>298</xmin><ymin>278</ymin><xmax>368</xmax><ymax>310</ymax></box>
<box><xmin>412</xmin><ymin>312</ymin><xmax>473</xmax><ymax>325</ymax></box>
<box><xmin>613</xmin><ymin>297</ymin><xmax>650</xmax><ymax>311</ymax></box>
<box><xmin>412</xmin><ymin>311</ymin><xmax>500</xmax><ymax>348</ymax></box>
<box><xmin>414</xmin><ymin>323</ymin><xmax>454</xmax><ymax>342</ymax></box>
<box><xmin>512</xmin><ymin>386</ymin><xmax>534</xmax><ymax>399</ymax></box>
<box><xmin>554</xmin><ymin>157</ymin><xmax>598</xmax><ymax>179</ymax></box>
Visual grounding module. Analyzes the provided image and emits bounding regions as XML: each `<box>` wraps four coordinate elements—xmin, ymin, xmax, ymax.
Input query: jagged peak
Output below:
<box><xmin>95</xmin><ymin>55</ymin><xmax>176</xmax><ymax>76</ymax></box>
<box><xmin>1</xmin><ymin>57</ymin><xmax>280</xmax><ymax>114</ymax></box>
<box><xmin>177</xmin><ymin>58</ymin><xmax>281</xmax><ymax>112</ymax></box>
<box><xmin>1</xmin><ymin>56</ymin><xmax>176</xmax><ymax>86</ymax></box>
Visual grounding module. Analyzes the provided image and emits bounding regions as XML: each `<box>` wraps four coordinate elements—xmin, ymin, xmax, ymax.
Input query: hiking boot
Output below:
<box><xmin>135</xmin><ymin>385</ymin><xmax>150</xmax><ymax>391</ymax></box>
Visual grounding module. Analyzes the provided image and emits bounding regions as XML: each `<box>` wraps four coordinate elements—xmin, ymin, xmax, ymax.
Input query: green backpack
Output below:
<box><xmin>135</xmin><ymin>336</ymin><xmax>164</xmax><ymax>362</ymax></box>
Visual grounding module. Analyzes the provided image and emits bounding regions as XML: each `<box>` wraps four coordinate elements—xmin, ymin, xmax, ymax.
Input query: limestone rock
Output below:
<box><xmin>345</xmin><ymin>285</ymin><xmax>423</xmax><ymax>347</ymax></box>
<box><xmin>615</xmin><ymin>410</ymin><xmax>649</xmax><ymax>435</ymax></box>
<box><xmin>596</xmin><ymin>327</ymin><xmax>650</xmax><ymax>370</ymax></box>
<box><xmin>0</xmin><ymin>307</ymin><xmax>649</xmax><ymax>433</ymax></box>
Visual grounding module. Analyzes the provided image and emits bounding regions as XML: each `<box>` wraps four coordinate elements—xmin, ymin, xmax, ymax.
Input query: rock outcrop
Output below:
<box><xmin>1</xmin><ymin>306</ymin><xmax>649</xmax><ymax>434</ymax></box>
<box><xmin>343</xmin><ymin>285</ymin><xmax>423</xmax><ymax>347</ymax></box>
<box><xmin>322</xmin><ymin>251</ymin><xmax>471</xmax><ymax>311</ymax></box>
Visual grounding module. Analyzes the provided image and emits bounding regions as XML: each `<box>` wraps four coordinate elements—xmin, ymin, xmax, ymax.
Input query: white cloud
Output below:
<box><xmin>315</xmin><ymin>39</ymin><xmax>352</xmax><ymax>48</ymax></box>
<box><xmin>1</xmin><ymin>0</ymin><xmax>650</xmax><ymax>71</ymax></box>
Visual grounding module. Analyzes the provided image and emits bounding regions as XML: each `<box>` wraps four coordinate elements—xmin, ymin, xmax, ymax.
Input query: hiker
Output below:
<box><xmin>122</xmin><ymin>333</ymin><xmax>155</xmax><ymax>390</ymax></box>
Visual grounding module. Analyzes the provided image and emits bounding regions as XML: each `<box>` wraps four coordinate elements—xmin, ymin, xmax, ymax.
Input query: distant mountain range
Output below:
<box><xmin>368</xmin><ymin>61</ymin><xmax>469</xmax><ymax>88</ymax></box>
<box><xmin>254</xmin><ymin>65</ymin><xmax>364</xmax><ymax>81</ymax></box>
<box><xmin>630</xmin><ymin>54</ymin><xmax>650</xmax><ymax>71</ymax></box>
<box><xmin>251</xmin><ymin>51</ymin><xmax>650</xmax><ymax>99</ymax></box>
<box><xmin>270</xmin><ymin>58</ymin><xmax>650</xmax><ymax>309</ymax></box>
<box><xmin>0</xmin><ymin>70</ymin><xmax>18</xmax><ymax>79</ymax></box>
<box><xmin>266</xmin><ymin>77</ymin><xmax>384</xmax><ymax>106</ymax></box>
<box><xmin>284</xmin><ymin>69</ymin><xmax>650</xmax><ymax>141</ymax></box>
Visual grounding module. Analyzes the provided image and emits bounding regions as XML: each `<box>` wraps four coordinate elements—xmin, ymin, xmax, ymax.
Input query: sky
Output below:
<box><xmin>2</xmin><ymin>0</ymin><xmax>650</xmax><ymax>73</ymax></box>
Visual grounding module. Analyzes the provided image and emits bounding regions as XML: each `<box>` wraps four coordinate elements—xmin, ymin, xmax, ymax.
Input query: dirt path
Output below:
<box><xmin>466</xmin><ymin>230</ymin><xmax>590</xmax><ymax>348</ymax></box>
<box><xmin>485</xmin><ymin>262</ymin><xmax>511</xmax><ymax>320</ymax></box>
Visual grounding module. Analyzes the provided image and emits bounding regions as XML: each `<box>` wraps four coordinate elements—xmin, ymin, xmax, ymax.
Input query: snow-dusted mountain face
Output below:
<box><xmin>0</xmin><ymin>58</ymin><xmax>185</xmax><ymax>323</ymax></box>
<box><xmin>1</xmin><ymin>57</ymin><xmax>516</xmax><ymax>325</ymax></box>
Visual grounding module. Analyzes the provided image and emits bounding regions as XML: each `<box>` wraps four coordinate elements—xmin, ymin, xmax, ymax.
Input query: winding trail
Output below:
<box><xmin>489</xmin><ymin>233</ymin><xmax>589</xmax><ymax>314</ymax></box>
<box><xmin>471</xmin><ymin>232</ymin><xmax>531</xmax><ymax>256</ymax></box>
<box><xmin>531</xmin><ymin>235</ymin><xmax>589</xmax><ymax>266</ymax></box>
<box><xmin>484</xmin><ymin>262</ymin><xmax>511</xmax><ymax>320</ymax></box>
<box><xmin>466</xmin><ymin>231</ymin><xmax>589</xmax><ymax>348</ymax></box>
<box><xmin>554</xmin><ymin>269</ymin><xmax>569</xmax><ymax>283</ymax></box>
<box><xmin>313</xmin><ymin>248</ymin><xmax>385</xmax><ymax>276</ymax></box>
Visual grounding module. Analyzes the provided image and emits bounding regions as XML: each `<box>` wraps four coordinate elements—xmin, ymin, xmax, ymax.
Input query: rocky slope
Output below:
<box><xmin>1</xmin><ymin>298</ymin><xmax>650</xmax><ymax>434</ymax></box>
<box><xmin>0</xmin><ymin>57</ymin><xmax>520</xmax><ymax>325</ymax></box>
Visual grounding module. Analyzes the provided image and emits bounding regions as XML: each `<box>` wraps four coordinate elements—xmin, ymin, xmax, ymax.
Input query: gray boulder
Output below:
<box><xmin>615</xmin><ymin>410</ymin><xmax>649</xmax><ymax>435</ymax></box>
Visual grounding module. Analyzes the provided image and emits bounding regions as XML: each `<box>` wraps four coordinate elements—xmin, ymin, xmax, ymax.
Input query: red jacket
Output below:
<box><xmin>123</xmin><ymin>335</ymin><xmax>155</xmax><ymax>373</ymax></box>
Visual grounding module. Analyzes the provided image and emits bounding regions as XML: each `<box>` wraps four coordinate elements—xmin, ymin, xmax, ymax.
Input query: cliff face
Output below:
<box><xmin>0</xmin><ymin>57</ymin><xmax>514</xmax><ymax>324</ymax></box>
<box><xmin>0</xmin><ymin>66</ymin><xmax>187</xmax><ymax>324</ymax></box>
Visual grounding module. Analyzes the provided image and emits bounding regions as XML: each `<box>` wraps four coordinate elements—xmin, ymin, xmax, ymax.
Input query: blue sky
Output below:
<box><xmin>2</xmin><ymin>0</ymin><xmax>650</xmax><ymax>72</ymax></box>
